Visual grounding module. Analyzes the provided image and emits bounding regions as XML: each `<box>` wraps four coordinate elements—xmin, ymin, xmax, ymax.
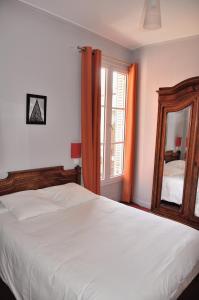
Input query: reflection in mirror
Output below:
<box><xmin>195</xmin><ymin>176</ymin><xmax>199</xmax><ymax>217</ymax></box>
<box><xmin>161</xmin><ymin>106</ymin><xmax>191</xmax><ymax>209</ymax></box>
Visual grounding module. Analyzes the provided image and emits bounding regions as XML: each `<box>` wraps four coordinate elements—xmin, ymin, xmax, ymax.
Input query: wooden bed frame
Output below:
<box><xmin>0</xmin><ymin>165</ymin><xmax>81</xmax><ymax>196</ymax></box>
<box><xmin>0</xmin><ymin>165</ymin><xmax>198</xmax><ymax>299</ymax></box>
<box><xmin>164</xmin><ymin>150</ymin><xmax>181</xmax><ymax>163</ymax></box>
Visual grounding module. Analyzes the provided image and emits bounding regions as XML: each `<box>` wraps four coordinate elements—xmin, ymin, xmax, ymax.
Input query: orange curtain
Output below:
<box><xmin>81</xmin><ymin>47</ymin><xmax>101</xmax><ymax>194</ymax></box>
<box><xmin>122</xmin><ymin>64</ymin><xmax>138</xmax><ymax>203</ymax></box>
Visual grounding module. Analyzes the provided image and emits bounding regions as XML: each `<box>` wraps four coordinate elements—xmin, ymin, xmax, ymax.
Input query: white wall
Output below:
<box><xmin>2</xmin><ymin>1</ymin><xmax>199</xmax><ymax>205</ymax></box>
<box><xmin>0</xmin><ymin>0</ymin><xmax>131</xmax><ymax>182</ymax></box>
<box><xmin>131</xmin><ymin>35</ymin><xmax>199</xmax><ymax>208</ymax></box>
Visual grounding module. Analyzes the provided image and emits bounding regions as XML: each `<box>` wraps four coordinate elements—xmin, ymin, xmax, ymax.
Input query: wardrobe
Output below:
<box><xmin>152</xmin><ymin>77</ymin><xmax>199</xmax><ymax>230</ymax></box>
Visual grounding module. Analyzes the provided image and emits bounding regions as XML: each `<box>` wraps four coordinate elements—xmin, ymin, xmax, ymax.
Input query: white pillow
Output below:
<box><xmin>38</xmin><ymin>183</ymin><xmax>98</xmax><ymax>209</ymax></box>
<box><xmin>164</xmin><ymin>160</ymin><xmax>185</xmax><ymax>177</ymax></box>
<box><xmin>0</xmin><ymin>190</ymin><xmax>61</xmax><ymax>220</ymax></box>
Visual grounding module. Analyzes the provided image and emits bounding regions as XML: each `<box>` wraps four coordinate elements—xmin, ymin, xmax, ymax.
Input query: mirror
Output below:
<box><xmin>195</xmin><ymin>175</ymin><xmax>199</xmax><ymax>217</ymax></box>
<box><xmin>160</xmin><ymin>106</ymin><xmax>191</xmax><ymax>209</ymax></box>
<box><xmin>152</xmin><ymin>77</ymin><xmax>199</xmax><ymax>229</ymax></box>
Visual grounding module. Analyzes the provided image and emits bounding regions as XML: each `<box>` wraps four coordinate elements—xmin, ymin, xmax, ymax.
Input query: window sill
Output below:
<box><xmin>101</xmin><ymin>176</ymin><xmax>123</xmax><ymax>186</ymax></box>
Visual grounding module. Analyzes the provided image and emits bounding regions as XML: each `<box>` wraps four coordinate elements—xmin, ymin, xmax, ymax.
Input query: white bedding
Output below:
<box><xmin>161</xmin><ymin>160</ymin><xmax>199</xmax><ymax>217</ymax></box>
<box><xmin>0</xmin><ymin>185</ymin><xmax>199</xmax><ymax>300</ymax></box>
<box><xmin>0</xmin><ymin>190</ymin><xmax>62</xmax><ymax>220</ymax></box>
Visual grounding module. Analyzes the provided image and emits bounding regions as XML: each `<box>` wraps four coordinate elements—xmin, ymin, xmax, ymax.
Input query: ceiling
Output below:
<box><xmin>18</xmin><ymin>0</ymin><xmax>199</xmax><ymax>49</ymax></box>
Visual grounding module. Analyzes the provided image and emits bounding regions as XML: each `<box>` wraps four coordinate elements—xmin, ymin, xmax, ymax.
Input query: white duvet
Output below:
<box><xmin>0</xmin><ymin>185</ymin><xmax>199</xmax><ymax>300</ymax></box>
<box><xmin>161</xmin><ymin>160</ymin><xmax>199</xmax><ymax>217</ymax></box>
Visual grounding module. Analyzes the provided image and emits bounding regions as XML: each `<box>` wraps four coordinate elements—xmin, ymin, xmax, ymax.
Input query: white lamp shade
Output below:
<box><xmin>143</xmin><ymin>0</ymin><xmax>161</xmax><ymax>30</ymax></box>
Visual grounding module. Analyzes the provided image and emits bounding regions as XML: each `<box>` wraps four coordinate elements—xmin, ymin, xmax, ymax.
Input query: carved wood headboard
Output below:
<box><xmin>164</xmin><ymin>150</ymin><xmax>181</xmax><ymax>163</ymax></box>
<box><xmin>0</xmin><ymin>166</ymin><xmax>81</xmax><ymax>196</ymax></box>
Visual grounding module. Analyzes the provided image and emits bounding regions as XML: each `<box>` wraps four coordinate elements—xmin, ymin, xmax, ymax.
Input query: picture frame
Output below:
<box><xmin>26</xmin><ymin>94</ymin><xmax>47</xmax><ymax>125</ymax></box>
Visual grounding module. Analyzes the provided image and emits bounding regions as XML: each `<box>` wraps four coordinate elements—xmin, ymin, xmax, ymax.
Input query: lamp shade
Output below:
<box><xmin>143</xmin><ymin>0</ymin><xmax>161</xmax><ymax>30</ymax></box>
<box><xmin>71</xmin><ymin>143</ymin><xmax>81</xmax><ymax>159</ymax></box>
<box><xmin>175</xmin><ymin>137</ymin><xmax>182</xmax><ymax>147</ymax></box>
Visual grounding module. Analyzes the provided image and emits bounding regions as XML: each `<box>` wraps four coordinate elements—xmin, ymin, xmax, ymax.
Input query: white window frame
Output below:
<box><xmin>101</xmin><ymin>60</ymin><xmax>128</xmax><ymax>186</ymax></box>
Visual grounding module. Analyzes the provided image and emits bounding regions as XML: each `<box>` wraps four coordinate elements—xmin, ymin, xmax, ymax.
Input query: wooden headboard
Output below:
<box><xmin>0</xmin><ymin>166</ymin><xmax>81</xmax><ymax>196</ymax></box>
<box><xmin>164</xmin><ymin>150</ymin><xmax>181</xmax><ymax>163</ymax></box>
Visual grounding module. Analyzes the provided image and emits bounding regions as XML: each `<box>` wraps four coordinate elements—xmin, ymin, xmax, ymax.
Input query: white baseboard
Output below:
<box><xmin>133</xmin><ymin>199</ymin><xmax>151</xmax><ymax>209</ymax></box>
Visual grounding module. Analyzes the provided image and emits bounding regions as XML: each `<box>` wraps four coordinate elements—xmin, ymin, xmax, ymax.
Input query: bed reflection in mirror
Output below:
<box><xmin>161</xmin><ymin>106</ymin><xmax>191</xmax><ymax>209</ymax></box>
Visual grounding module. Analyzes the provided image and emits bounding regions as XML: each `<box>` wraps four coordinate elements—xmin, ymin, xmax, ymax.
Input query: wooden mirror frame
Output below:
<box><xmin>151</xmin><ymin>77</ymin><xmax>199</xmax><ymax>230</ymax></box>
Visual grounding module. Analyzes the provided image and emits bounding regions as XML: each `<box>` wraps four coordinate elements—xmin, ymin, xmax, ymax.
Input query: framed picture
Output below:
<box><xmin>26</xmin><ymin>94</ymin><xmax>47</xmax><ymax>125</ymax></box>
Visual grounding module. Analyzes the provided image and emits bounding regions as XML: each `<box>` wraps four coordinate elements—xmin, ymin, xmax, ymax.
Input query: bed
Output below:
<box><xmin>0</xmin><ymin>166</ymin><xmax>199</xmax><ymax>300</ymax></box>
<box><xmin>161</xmin><ymin>160</ymin><xmax>199</xmax><ymax>217</ymax></box>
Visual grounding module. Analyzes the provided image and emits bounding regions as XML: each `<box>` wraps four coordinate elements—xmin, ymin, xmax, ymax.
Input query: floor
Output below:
<box><xmin>0</xmin><ymin>278</ymin><xmax>15</xmax><ymax>300</ymax></box>
<box><xmin>178</xmin><ymin>274</ymin><xmax>199</xmax><ymax>299</ymax></box>
<box><xmin>120</xmin><ymin>201</ymin><xmax>151</xmax><ymax>212</ymax></box>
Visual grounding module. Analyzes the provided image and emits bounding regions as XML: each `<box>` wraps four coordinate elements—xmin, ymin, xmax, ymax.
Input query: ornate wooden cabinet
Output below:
<box><xmin>151</xmin><ymin>77</ymin><xmax>199</xmax><ymax>230</ymax></box>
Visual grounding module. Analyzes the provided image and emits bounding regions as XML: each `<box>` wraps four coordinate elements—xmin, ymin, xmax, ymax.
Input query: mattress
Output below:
<box><xmin>0</xmin><ymin>185</ymin><xmax>199</xmax><ymax>300</ymax></box>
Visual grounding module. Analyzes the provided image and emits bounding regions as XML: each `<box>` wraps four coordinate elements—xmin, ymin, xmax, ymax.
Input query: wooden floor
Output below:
<box><xmin>0</xmin><ymin>279</ymin><xmax>15</xmax><ymax>300</ymax></box>
<box><xmin>120</xmin><ymin>201</ymin><xmax>151</xmax><ymax>212</ymax></box>
<box><xmin>178</xmin><ymin>274</ymin><xmax>199</xmax><ymax>299</ymax></box>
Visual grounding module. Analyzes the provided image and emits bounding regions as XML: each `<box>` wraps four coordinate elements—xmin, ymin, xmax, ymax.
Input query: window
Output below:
<box><xmin>101</xmin><ymin>65</ymin><xmax>127</xmax><ymax>183</ymax></box>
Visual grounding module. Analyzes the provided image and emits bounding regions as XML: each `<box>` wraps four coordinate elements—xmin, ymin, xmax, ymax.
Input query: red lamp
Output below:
<box><xmin>175</xmin><ymin>137</ymin><xmax>182</xmax><ymax>147</ymax></box>
<box><xmin>71</xmin><ymin>143</ymin><xmax>81</xmax><ymax>165</ymax></box>
<box><xmin>184</xmin><ymin>136</ymin><xmax>189</xmax><ymax>159</ymax></box>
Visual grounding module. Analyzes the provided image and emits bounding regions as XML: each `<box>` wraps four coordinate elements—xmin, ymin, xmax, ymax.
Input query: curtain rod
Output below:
<box><xmin>77</xmin><ymin>46</ymin><xmax>130</xmax><ymax>66</ymax></box>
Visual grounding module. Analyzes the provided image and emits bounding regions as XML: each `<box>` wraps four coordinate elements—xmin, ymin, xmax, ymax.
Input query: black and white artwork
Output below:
<box><xmin>26</xmin><ymin>94</ymin><xmax>47</xmax><ymax>125</ymax></box>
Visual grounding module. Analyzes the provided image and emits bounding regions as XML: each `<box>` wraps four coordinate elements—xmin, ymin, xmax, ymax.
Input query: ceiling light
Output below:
<box><xmin>143</xmin><ymin>0</ymin><xmax>161</xmax><ymax>30</ymax></box>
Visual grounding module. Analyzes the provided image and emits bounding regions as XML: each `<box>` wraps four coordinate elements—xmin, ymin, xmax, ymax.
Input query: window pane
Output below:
<box><xmin>100</xmin><ymin>66</ymin><xmax>127</xmax><ymax>181</ymax></box>
<box><xmin>110</xmin><ymin>143</ymin><xmax>124</xmax><ymax>177</ymax></box>
<box><xmin>111</xmin><ymin>109</ymin><xmax>125</xmax><ymax>143</ymax></box>
<box><xmin>101</xmin><ymin>106</ymin><xmax>105</xmax><ymax>143</ymax></box>
<box><xmin>101</xmin><ymin>68</ymin><xmax>106</xmax><ymax>145</ymax></box>
<box><xmin>101</xmin><ymin>68</ymin><xmax>106</xmax><ymax>106</ymax></box>
<box><xmin>100</xmin><ymin>144</ymin><xmax>105</xmax><ymax>179</ymax></box>
<box><xmin>112</xmin><ymin>71</ymin><xmax>126</xmax><ymax>108</ymax></box>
